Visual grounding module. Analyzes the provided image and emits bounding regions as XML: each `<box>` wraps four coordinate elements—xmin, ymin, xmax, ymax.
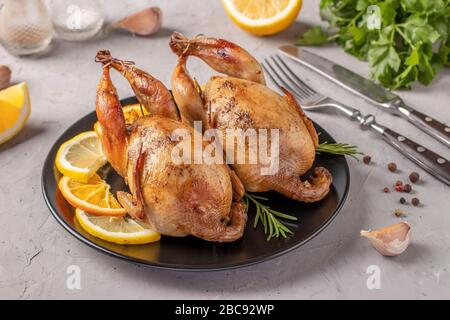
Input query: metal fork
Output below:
<box><xmin>262</xmin><ymin>55</ymin><xmax>450</xmax><ymax>186</ymax></box>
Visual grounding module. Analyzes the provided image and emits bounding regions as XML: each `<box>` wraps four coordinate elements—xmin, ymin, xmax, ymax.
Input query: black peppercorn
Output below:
<box><xmin>400</xmin><ymin>197</ymin><xmax>406</xmax><ymax>204</ymax></box>
<box><xmin>409</xmin><ymin>172</ymin><xmax>420</xmax><ymax>183</ymax></box>
<box><xmin>388</xmin><ymin>162</ymin><xmax>397</xmax><ymax>172</ymax></box>
<box><xmin>403</xmin><ymin>184</ymin><xmax>412</xmax><ymax>193</ymax></box>
<box><xmin>412</xmin><ymin>198</ymin><xmax>420</xmax><ymax>207</ymax></box>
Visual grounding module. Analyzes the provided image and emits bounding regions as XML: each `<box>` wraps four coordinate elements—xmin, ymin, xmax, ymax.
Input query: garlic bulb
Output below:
<box><xmin>0</xmin><ymin>65</ymin><xmax>12</xmax><ymax>90</ymax></box>
<box><xmin>361</xmin><ymin>222</ymin><xmax>411</xmax><ymax>257</ymax></box>
<box><xmin>110</xmin><ymin>7</ymin><xmax>162</xmax><ymax>36</ymax></box>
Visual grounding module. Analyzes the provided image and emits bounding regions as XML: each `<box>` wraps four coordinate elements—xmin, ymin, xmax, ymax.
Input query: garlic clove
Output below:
<box><xmin>112</xmin><ymin>7</ymin><xmax>162</xmax><ymax>36</ymax></box>
<box><xmin>0</xmin><ymin>65</ymin><xmax>12</xmax><ymax>90</ymax></box>
<box><xmin>361</xmin><ymin>221</ymin><xmax>411</xmax><ymax>257</ymax></box>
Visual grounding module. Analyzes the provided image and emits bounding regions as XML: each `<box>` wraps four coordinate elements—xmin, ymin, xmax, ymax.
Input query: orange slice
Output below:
<box><xmin>58</xmin><ymin>174</ymin><xmax>126</xmax><ymax>216</ymax></box>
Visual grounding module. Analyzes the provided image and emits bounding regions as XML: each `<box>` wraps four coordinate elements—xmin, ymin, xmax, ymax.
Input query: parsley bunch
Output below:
<box><xmin>296</xmin><ymin>0</ymin><xmax>450</xmax><ymax>89</ymax></box>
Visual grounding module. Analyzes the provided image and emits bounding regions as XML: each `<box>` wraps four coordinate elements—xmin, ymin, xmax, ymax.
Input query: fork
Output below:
<box><xmin>262</xmin><ymin>55</ymin><xmax>450</xmax><ymax>186</ymax></box>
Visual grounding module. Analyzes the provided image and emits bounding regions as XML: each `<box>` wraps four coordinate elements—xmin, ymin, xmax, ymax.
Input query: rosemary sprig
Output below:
<box><xmin>244</xmin><ymin>193</ymin><xmax>298</xmax><ymax>241</ymax></box>
<box><xmin>316</xmin><ymin>142</ymin><xmax>362</xmax><ymax>159</ymax></box>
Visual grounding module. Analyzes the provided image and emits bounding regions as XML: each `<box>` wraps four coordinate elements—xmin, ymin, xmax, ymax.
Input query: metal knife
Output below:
<box><xmin>279</xmin><ymin>45</ymin><xmax>450</xmax><ymax>148</ymax></box>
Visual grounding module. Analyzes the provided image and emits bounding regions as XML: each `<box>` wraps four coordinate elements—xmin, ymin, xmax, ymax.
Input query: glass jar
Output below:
<box><xmin>0</xmin><ymin>0</ymin><xmax>53</xmax><ymax>56</ymax></box>
<box><xmin>52</xmin><ymin>0</ymin><xmax>104</xmax><ymax>41</ymax></box>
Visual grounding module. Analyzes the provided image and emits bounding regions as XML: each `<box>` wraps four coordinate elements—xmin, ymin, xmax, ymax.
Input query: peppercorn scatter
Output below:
<box><xmin>380</xmin><ymin>162</ymin><xmax>424</xmax><ymax>213</ymax></box>
<box><xmin>367</xmin><ymin>158</ymin><xmax>423</xmax><ymax>214</ymax></box>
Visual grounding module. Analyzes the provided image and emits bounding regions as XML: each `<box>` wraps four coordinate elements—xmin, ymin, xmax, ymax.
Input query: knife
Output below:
<box><xmin>279</xmin><ymin>46</ymin><xmax>450</xmax><ymax>148</ymax></box>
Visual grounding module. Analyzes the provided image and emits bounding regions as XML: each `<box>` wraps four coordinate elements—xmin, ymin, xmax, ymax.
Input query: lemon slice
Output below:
<box><xmin>75</xmin><ymin>209</ymin><xmax>161</xmax><ymax>245</ymax></box>
<box><xmin>59</xmin><ymin>174</ymin><xmax>127</xmax><ymax>216</ymax></box>
<box><xmin>0</xmin><ymin>82</ymin><xmax>31</xmax><ymax>145</ymax></box>
<box><xmin>55</xmin><ymin>131</ymin><xmax>107</xmax><ymax>183</ymax></box>
<box><xmin>94</xmin><ymin>104</ymin><xmax>150</xmax><ymax>138</ymax></box>
<box><xmin>222</xmin><ymin>0</ymin><xmax>302</xmax><ymax>36</ymax></box>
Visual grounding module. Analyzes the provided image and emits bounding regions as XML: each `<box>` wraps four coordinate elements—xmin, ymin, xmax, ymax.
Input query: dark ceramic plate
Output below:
<box><xmin>42</xmin><ymin>97</ymin><xmax>350</xmax><ymax>271</ymax></box>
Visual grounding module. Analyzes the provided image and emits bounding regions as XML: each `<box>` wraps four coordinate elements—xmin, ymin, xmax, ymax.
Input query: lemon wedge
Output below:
<box><xmin>59</xmin><ymin>174</ymin><xmax>127</xmax><ymax>217</ymax></box>
<box><xmin>55</xmin><ymin>131</ymin><xmax>107</xmax><ymax>183</ymax></box>
<box><xmin>75</xmin><ymin>209</ymin><xmax>161</xmax><ymax>245</ymax></box>
<box><xmin>222</xmin><ymin>0</ymin><xmax>302</xmax><ymax>36</ymax></box>
<box><xmin>0</xmin><ymin>82</ymin><xmax>31</xmax><ymax>145</ymax></box>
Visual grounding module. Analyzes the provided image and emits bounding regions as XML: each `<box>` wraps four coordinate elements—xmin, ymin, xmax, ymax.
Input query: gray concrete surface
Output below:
<box><xmin>0</xmin><ymin>0</ymin><xmax>449</xmax><ymax>300</ymax></box>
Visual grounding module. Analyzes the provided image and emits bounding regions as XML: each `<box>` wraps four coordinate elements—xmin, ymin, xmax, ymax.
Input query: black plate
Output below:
<box><xmin>42</xmin><ymin>97</ymin><xmax>350</xmax><ymax>271</ymax></box>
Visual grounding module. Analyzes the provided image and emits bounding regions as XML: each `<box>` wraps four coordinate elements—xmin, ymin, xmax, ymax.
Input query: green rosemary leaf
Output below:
<box><xmin>272</xmin><ymin>216</ymin><xmax>280</xmax><ymax>239</ymax></box>
<box><xmin>250</xmin><ymin>194</ymin><xmax>269</xmax><ymax>201</ymax></box>
<box><xmin>254</xmin><ymin>203</ymin><xmax>261</xmax><ymax>228</ymax></box>
<box><xmin>243</xmin><ymin>195</ymin><xmax>249</xmax><ymax>211</ymax></box>
<box><xmin>270</xmin><ymin>209</ymin><xmax>299</xmax><ymax>221</ymax></box>
<box><xmin>267</xmin><ymin>210</ymin><xmax>274</xmax><ymax>240</ymax></box>
<box><xmin>244</xmin><ymin>193</ymin><xmax>298</xmax><ymax>241</ymax></box>
<box><xmin>262</xmin><ymin>207</ymin><xmax>268</xmax><ymax>234</ymax></box>
<box><xmin>280</xmin><ymin>224</ymin><xmax>294</xmax><ymax>235</ymax></box>
<box><xmin>316</xmin><ymin>141</ymin><xmax>362</xmax><ymax>159</ymax></box>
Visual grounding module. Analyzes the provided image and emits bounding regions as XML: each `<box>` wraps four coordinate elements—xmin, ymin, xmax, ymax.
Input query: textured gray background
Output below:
<box><xmin>0</xmin><ymin>0</ymin><xmax>449</xmax><ymax>299</ymax></box>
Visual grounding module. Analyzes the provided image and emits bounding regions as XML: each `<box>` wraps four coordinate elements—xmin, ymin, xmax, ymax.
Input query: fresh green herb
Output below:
<box><xmin>295</xmin><ymin>26</ymin><xmax>335</xmax><ymax>45</ymax></box>
<box><xmin>244</xmin><ymin>193</ymin><xmax>298</xmax><ymax>241</ymax></box>
<box><xmin>296</xmin><ymin>0</ymin><xmax>450</xmax><ymax>89</ymax></box>
<box><xmin>317</xmin><ymin>142</ymin><xmax>362</xmax><ymax>159</ymax></box>
<box><xmin>243</xmin><ymin>141</ymin><xmax>360</xmax><ymax>240</ymax></box>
